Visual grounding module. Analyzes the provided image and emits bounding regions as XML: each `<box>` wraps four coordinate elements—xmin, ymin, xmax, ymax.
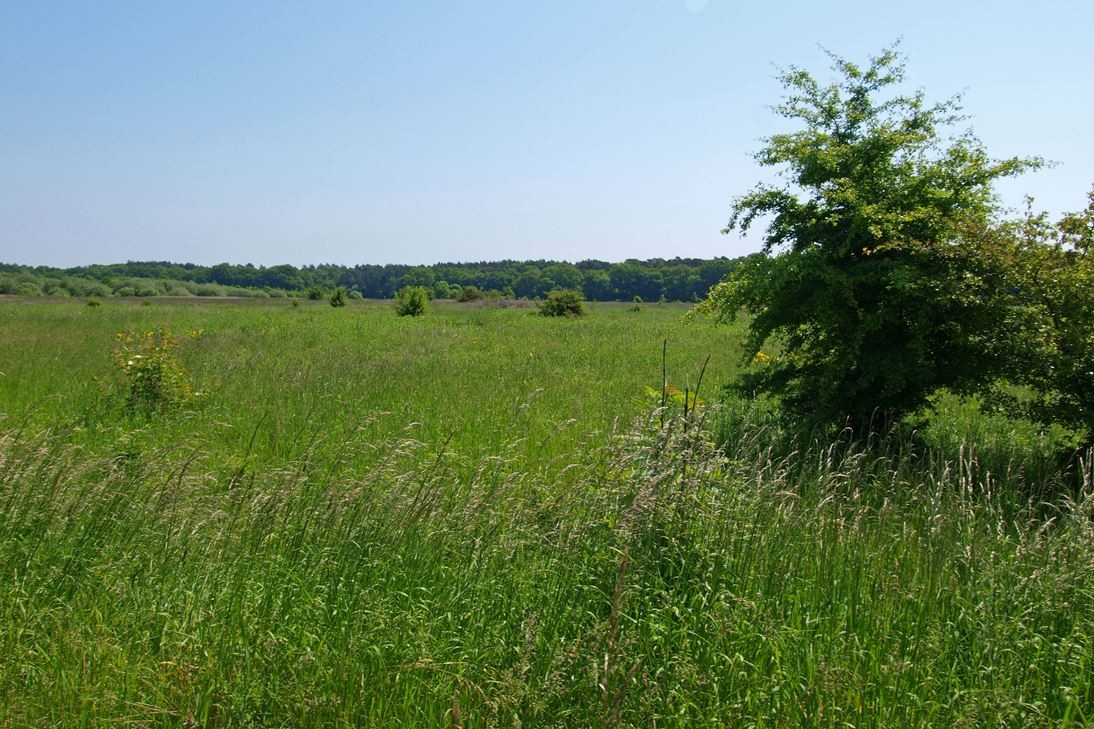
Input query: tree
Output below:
<box><xmin>512</xmin><ymin>269</ymin><xmax>548</xmax><ymax>299</ymax></box>
<box><xmin>542</xmin><ymin>262</ymin><xmax>585</xmax><ymax>292</ymax></box>
<box><xmin>998</xmin><ymin>192</ymin><xmax>1094</xmax><ymax>444</ymax></box>
<box><xmin>700</xmin><ymin>46</ymin><xmax>1039</xmax><ymax>433</ymax></box>
<box><xmin>609</xmin><ymin>262</ymin><xmax>662</xmax><ymax>302</ymax></box>
<box><xmin>581</xmin><ymin>269</ymin><xmax>613</xmax><ymax>301</ymax></box>
<box><xmin>394</xmin><ymin>285</ymin><xmax>428</xmax><ymax>317</ymax></box>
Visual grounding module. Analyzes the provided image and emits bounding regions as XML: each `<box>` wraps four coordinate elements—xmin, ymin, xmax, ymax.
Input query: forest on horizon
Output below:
<box><xmin>0</xmin><ymin>255</ymin><xmax>743</xmax><ymax>302</ymax></box>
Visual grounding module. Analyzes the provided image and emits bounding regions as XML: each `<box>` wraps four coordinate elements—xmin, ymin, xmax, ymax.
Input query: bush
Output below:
<box><xmin>456</xmin><ymin>286</ymin><xmax>486</xmax><ymax>302</ymax></box>
<box><xmin>189</xmin><ymin>283</ymin><xmax>225</xmax><ymax>297</ymax></box>
<box><xmin>42</xmin><ymin>281</ymin><xmax>71</xmax><ymax>297</ymax></box>
<box><xmin>538</xmin><ymin>289</ymin><xmax>586</xmax><ymax>318</ymax></box>
<box><xmin>329</xmin><ymin>286</ymin><xmax>348</xmax><ymax>307</ymax></box>
<box><xmin>14</xmin><ymin>281</ymin><xmax>42</xmax><ymax>296</ymax></box>
<box><xmin>394</xmin><ymin>286</ymin><xmax>428</xmax><ymax>317</ymax></box>
<box><xmin>996</xmin><ymin>193</ymin><xmax>1094</xmax><ymax>445</ymax></box>
<box><xmin>305</xmin><ymin>285</ymin><xmax>327</xmax><ymax>301</ymax></box>
<box><xmin>134</xmin><ymin>283</ymin><xmax>162</xmax><ymax>297</ymax></box>
<box><xmin>431</xmin><ymin>280</ymin><xmax>455</xmax><ymax>299</ymax></box>
<box><xmin>85</xmin><ymin>281</ymin><xmax>113</xmax><ymax>298</ymax></box>
<box><xmin>111</xmin><ymin>327</ymin><xmax>196</xmax><ymax>414</ymax></box>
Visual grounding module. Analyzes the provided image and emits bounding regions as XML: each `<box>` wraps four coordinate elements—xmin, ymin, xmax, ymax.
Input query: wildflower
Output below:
<box><xmin>753</xmin><ymin>351</ymin><xmax>773</xmax><ymax>365</ymax></box>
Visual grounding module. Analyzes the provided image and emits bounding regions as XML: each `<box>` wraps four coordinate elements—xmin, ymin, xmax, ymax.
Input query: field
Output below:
<box><xmin>1</xmin><ymin>298</ymin><xmax>1091</xmax><ymax>726</ymax></box>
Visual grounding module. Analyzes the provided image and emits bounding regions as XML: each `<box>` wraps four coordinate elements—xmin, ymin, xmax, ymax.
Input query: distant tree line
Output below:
<box><xmin>0</xmin><ymin>257</ymin><xmax>745</xmax><ymax>302</ymax></box>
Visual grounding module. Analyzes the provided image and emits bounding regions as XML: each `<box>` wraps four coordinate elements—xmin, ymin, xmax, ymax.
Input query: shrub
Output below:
<box><xmin>111</xmin><ymin>326</ymin><xmax>196</xmax><ymax>414</ymax></box>
<box><xmin>189</xmin><ymin>282</ymin><xmax>225</xmax><ymax>297</ymax></box>
<box><xmin>431</xmin><ymin>280</ymin><xmax>455</xmax><ymax>299</ymax></box>
<box><xmin>86</xmin><ymin>298</ymin><xmax>102</xmax><ymax>308</ymax></box>
<box><xmin>538</xmin><ymin>289</ymin><xmax>586</xmax><ymax>318</ymax></box>
<box><xmin>87</xmin><ymin>282</ymin><xmax>113</xmax><ymax>298</ymax></box>
<box><xmin>42</xmin><ymin>281</ymin><xmax>71</xmax><ymax>297</ymax></box>
<box><xmin>329</xmin><ymin>286</ymin><xmax>348</xmax><ymax>307</ymax></box>
<box><xmin>15</xmin><ymin>281</ymin><xmax>43</xmax><ymax>296</ymax></box>
<box><xmin>394</xmin><ymin>286</ymin><xmax>429</xmax><ymax>317</ymax></box>
<box><xmin>134</xmin><ymin>283</ymin><xmax>162</xmax><ymax>297</ymax></box>
<box><xmin>995</xmin><ymin>193</ymin><xmax>1094</xmax><ymax>445</ymax></box>
<box><xmin>456</xmin><ymin>286</ymin><xmax>486</xmax><ymax>302</ymax></box>
<box><xmin>305</xmin><ymin>285</ymin><xmax>327</xmax><ymax>300</ymax></box>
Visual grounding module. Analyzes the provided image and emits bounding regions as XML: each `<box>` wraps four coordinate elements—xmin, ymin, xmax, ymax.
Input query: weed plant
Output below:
<box><xmin>110</xmin><ymin>326</ymin><xmax>197</xmax><ymax>414</ymax></box>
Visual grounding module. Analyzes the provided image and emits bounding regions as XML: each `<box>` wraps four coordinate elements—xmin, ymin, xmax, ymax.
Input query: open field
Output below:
<box><xmin>0</xmin><ymin>298</ymin><xmax>742</xmax><ymax>466</ymax></box>
<box><xmin>1</xmin><ymin>298</ymin><xmax>1091</xmax><ymax>726</ymax></box>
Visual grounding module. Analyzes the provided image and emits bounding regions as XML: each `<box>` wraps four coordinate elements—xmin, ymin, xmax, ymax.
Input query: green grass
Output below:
<box><xmin>0</xmin><ymin>297</ymin><xmax>1091</xmax><ymax>726</ymax></box>
<box><xmin>0</xmin><ymin>298</ymin><xmax>740</xmax><ymax>468</ymax></box>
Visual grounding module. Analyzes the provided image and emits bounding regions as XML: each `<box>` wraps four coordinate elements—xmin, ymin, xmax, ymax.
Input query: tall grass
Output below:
<box><xmin>1</xmin><ymin>408</ymin><xmax>1091</xmax><ymax>725</ymax></box>
<box><xmin>0</xmin><ymin>299</ymin><xmax>1091</xmax><ymax>725</ymax></box>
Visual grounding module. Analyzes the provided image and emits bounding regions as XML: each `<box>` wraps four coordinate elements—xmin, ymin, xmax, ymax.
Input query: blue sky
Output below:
<box><xmin>2</xmin><ymin>1</ymin><xmax>1091</xmax><ymax>267</ymax></box>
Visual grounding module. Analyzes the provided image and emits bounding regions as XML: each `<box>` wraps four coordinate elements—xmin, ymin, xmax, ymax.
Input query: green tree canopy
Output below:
<box><xmin>701</xmin><ymin>46</ymin><xmax>1040</xmax><ymax>432</ymax></box>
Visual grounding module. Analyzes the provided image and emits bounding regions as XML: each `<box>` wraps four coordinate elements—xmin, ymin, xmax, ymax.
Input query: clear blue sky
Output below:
<box><xmin>2</xmin><ymin>1</ymin><xmax>1091</xmax><ymax>267</ymax></box>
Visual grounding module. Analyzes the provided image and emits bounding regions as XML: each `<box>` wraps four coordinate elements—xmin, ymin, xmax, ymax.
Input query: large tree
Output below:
<box><xmin>702</xmin><ymin>46</ymin><xmax>1040</xmax><ymax>432</ymax></box>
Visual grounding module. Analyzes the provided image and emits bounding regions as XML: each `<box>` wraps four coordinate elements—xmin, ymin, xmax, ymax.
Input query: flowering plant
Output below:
<box><xmin>111</xmin><ymin>326</ymin><xmax>195</xmax><ymax>413</ymax></box>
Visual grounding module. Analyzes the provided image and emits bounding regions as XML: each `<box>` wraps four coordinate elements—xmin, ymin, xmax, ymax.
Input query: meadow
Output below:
<box><xmin>0</xmin><ymin>297</ymin><xmax>1091</xmax><ymax>726</ymax></box>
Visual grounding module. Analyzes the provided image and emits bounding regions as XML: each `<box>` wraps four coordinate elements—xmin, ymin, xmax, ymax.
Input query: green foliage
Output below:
<box><xmin>394</xmin><ymin>285</ymin><xmax>428</xmax><ymax>317</ymax></box>
<box><xmin>15</xmin><ymin>281</ymin><xmax>42</xmax><ymax>296</ymax></box>
<box><xmin>995</xmin><ymin>192</ymin><xmax>1094</xmax><ymax>443</ymax></box>
<box><xmin>431</xmin><ymin>280</ymin><xmax>456</xmax><ymax>299</ymax></box>
<box><xmin>110</xmin><ymin>326</ymin><xmax>196</xmax><ymax>414</ymax></box>
<box><xmin>1</xmin><ymin>257</ymin><xmax>744</xmax><ymax>302</ymax></box>
<box><xmin>329</xmin><ymin>285</ymin><xmax>348</xmax><ymax>307</ymax></box>
<box><xmin>456</xmin><ymin>285</ymin><xmax>486</xmax><ymax>302</ymax></box>
<box><xmin>305</xmin><ymin>284</ymin><xmax>327</xmax><ymax>301</ymax></box>
<box><xmin>701</xmin><ymin>46</ymin><xmax>1040</xmax><ymax>433</ymax></box>
<box><xmin>86</xmin><ymin>298</ymin><xmax>102</xmax><ymax>308</ymax></box>
<box><xmin>538</xmin><ymin>288</ymin><xmax>586</xmax><ymax>318</ymax></box>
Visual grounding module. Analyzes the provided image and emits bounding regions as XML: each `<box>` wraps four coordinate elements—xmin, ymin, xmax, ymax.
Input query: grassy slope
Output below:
<box><xmin>0</xmin><ymin>298</ymin><xmax>1091</xmax><ymax>727</ymax></box>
